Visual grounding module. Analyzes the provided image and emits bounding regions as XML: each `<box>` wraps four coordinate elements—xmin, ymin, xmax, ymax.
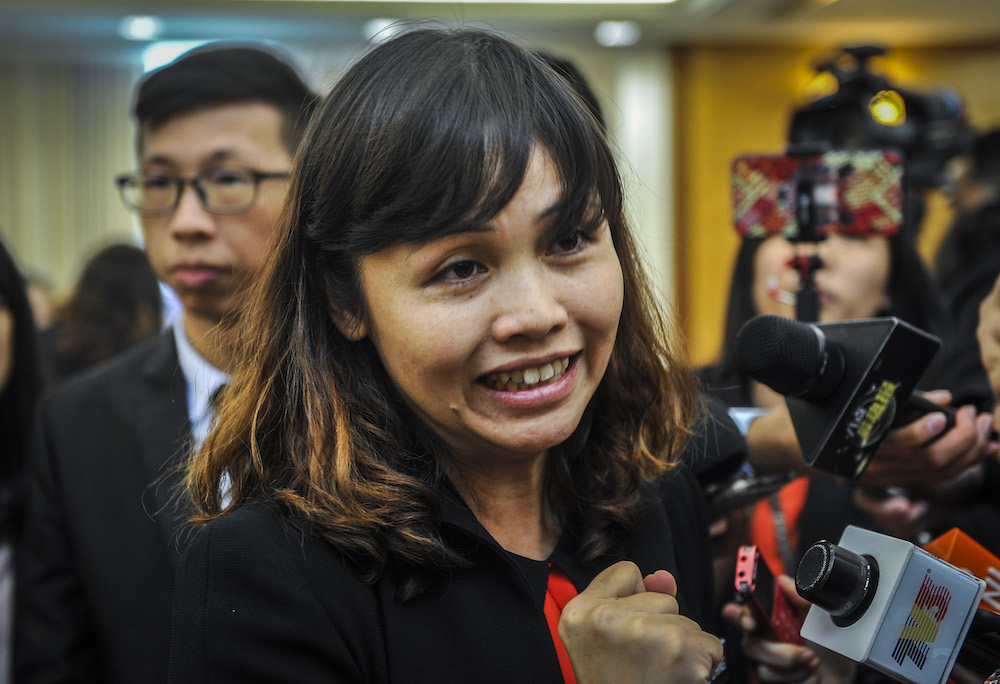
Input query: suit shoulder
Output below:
<box><xmin>171</xmin><ymin>498</ymin><xmax>382</xmax><ymax>681</ymax></box>
<box><xmin>40</xmin><ymin>333</ymin><xmax>179</xmax><ymax>411</ymax></box>
<box><xmin>192</xmin><ymin>498</ymin><xmax>288</xmax><ymax>546</ymax></box>
<box><xmin>181</xmin><ymin>498</ymin><xmax>369</xmax><ymax>604</ymax></box>
<box><xmin>188</xmin><ymin>499</ymin><xmax>337</xmax><ymax>568</ymax></box>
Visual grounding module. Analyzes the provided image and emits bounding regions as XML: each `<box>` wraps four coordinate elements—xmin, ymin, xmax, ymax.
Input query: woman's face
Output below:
<box><xmin>347</xmin><ymin>147</ymin><xmax>624</xmax><ymax>467</ymax></box>
<box><xmin>752</xmin><ymin>233</ymin><xmax>891</xmax><ymax>323</ymax></box>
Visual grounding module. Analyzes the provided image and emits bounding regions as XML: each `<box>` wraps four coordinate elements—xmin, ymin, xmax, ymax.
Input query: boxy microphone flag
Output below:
<box><xmin>924</xmin><ymin>528</ymin><xmax>1000</xmax><ymax>615</ymax></box>
<box><xmin>797</xmin><ymin>526</ymin><xmax>985</xmax><ymax>684</ymax></box>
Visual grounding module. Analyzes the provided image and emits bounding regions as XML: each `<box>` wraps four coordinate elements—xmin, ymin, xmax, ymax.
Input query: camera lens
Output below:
<box><xmin>795</xmin><ymin>541</ymin><xmax>879</xmax><ymax>627</ymax></box>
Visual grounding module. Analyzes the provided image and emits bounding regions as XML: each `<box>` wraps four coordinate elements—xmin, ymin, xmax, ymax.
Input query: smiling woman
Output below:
<box><xmin>170</xmin><ymin>26</ymin><xmax>724</xmax><ymax>684</ymax></box>
<box><xmin>344</xmin><ymin>149</ymin><xmax>624</xmax><ymax>485</ymax></box>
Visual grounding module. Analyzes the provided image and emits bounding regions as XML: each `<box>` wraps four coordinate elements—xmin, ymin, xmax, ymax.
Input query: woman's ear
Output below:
<box><xmin>330</xmin><ymin>305</ymin><xmax>368</xmax><ymax>341</ymax></box>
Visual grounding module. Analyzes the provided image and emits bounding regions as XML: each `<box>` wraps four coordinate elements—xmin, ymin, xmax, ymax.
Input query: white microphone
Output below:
<box><xmin>795</xmin><ymin>525</ymin><xmax>987</xmax><ymax>684</ymax></box>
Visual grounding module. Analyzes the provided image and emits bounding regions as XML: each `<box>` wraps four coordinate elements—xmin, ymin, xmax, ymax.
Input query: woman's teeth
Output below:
<box><xmin>483</xmin><ymin>358</ymin><xmax>571</xmax><ymax>391</ymax></box>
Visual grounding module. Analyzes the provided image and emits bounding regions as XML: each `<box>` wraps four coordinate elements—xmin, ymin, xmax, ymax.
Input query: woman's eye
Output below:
<box><xmin>551</xmin><ymin>229</ymin><xmax>586</xmax><ymax>254</ymax></box>
<box><xmin>827</xmin><ymin>227</ymin><xmax>869</xmax><ymax>242</ymax></box>
<box><xmin>843</xmin><ymin>233</ymin><xmax>871</xmax><ymax>242</ymax></box>
<box><xmin>437</xmin><ymin>260</ymin><xmax>484</xmax><ymax>282</ymax></box>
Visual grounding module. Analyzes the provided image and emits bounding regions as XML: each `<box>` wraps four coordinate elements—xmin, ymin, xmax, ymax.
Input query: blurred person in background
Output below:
<box><xmin>965</xmin><ymin>259</ymin><xmax>1000</xmax><ymax>555</ymax></box>
<box><xmin>702</xmin><ymin>223</ymin><xmax>992</xmax><ymax>540</ymax></box>
<box><xmin>0</xmin><ymin>237</ymin><xmax>44</xmax><ymax>684</ymax></box>
<box><xmin>14</xmin><ymin>44</ymin><xmax>317</xmax><ymax>684</ymax></box>
<box><xmin>39</xmin><ymin>243</ymin><xmax>163</xmax><ymax>384</ymax></box>
<box><xmin>22</xmin><ymin>271</ymin><xmax>55</xmax><ymax>331</ymax></box>
<box><xmin>703</xmin><ymin>200</ymin><xmax>995</xmax><ymax>684</ymax></box>
<box><xmin>704</xmin><ymin>47</ymin><xmax>996</xmax><ymax>684</ymax></box>
<box><xmin>934</xmin><ymin>128</ymin><xmax>1000</xmax><ymax>413</ymax></box>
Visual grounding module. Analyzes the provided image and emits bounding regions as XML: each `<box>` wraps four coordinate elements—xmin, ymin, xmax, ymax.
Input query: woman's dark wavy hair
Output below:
<box><xmin>716</xmin><ymin>231</ymin><xmax>948</xmax><ymax>387</ymax></box>
<box><xmin>187</xmin><ymin>27</ymin><xmax>697</xmax><ymax>600</ymax></box>
<box><xmin>0</xmin><ymin>238</ymin><xmax>43</xmax><ymax>536</ymax></box>
<box><xmin>47</xmin><ymin>243</ymin><xmax>162</xmax><ymax>381</ymax></box>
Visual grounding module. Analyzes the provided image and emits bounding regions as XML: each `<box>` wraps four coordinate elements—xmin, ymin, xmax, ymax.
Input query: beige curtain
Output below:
<box><xmin>0</xmin><ymin>43</ymin><xmax>674</xmax><ymax>313</ymax></box>
<box><xmin>0</xmin><ymin>57</ymin><xmax>142</xmax><ymax>299</ymax></box>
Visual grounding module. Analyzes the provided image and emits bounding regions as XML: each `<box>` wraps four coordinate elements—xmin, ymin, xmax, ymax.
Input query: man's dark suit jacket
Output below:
<box><xmin>15</xmin><ymin>332</ymin><xmax>192</xmax><ymax>684</ymax></box>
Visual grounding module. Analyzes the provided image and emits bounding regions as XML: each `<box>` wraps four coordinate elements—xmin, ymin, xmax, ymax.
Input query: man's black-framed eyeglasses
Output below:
<box><xmin>115</xmin><ymin>167</ymin><xmax>291</xmax><ymax>217</ymax></box>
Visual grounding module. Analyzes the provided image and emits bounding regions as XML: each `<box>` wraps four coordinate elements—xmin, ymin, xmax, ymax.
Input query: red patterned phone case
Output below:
<box><xmin>731</xmin><ymin>150</ymin><xmax>904</xmax><ymax>240</ymax></box>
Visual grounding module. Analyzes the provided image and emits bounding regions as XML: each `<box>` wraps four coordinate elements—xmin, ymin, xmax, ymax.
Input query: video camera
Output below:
<box><xmin>789</xmin><ymin>44</ymin><xmax>974</xmax><ymax>190</ymax></box>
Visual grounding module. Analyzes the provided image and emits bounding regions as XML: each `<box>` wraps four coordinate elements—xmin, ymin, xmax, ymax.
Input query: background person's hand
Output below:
<box><xmin>979</xmin><ymin>272</ymin><xmax>1000</xmax><ymax>428</ymax></box>
<box><xmin>862</xmin><ymin>390</ymin><xmax>995</xmax><ymax>491</ymax></box>
<box><xmin>722</xmin><ymin>575</ymin><xmax>855</xmax><ymax>684</ymax></box>
<box><xmin>852</xmin><ymin>487</ymin><xmax>929</xmax><ymax>542</ymax></box>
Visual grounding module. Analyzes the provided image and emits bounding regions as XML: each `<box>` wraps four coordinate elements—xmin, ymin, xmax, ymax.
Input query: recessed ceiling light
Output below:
<box><xmin>595</xmin><ymin>21</ymin><xmax>642</xmax><ymax>47</ymax></box>
<box><xmin>118</xmin><ymin>15</ymin><xmax>163</xmax><ymax>42</ymax></box>
<box><xmin>362</xmin><ymin>19</ymin><xmax>404</xmax><ymax>43</ymax></box>
<box><xmin>142</xmin><ymin>41</ymin><xmax>209</xmax><ymax>72</ymax></box>
<box><xmin>250</xmin><ymin>0</ymin><xmax>675</xmax><ymax>3</ymax></box>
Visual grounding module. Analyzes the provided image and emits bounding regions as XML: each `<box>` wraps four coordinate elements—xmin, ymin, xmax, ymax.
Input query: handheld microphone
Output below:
<box><xmin>736</xmin><ymin>315</ymin><xmax>944</xmax><ymax>479</ymax></box>
<box><xmin>796</xmin><ymin>525</ymin><xmax>987</xmax><ymax>684</ymax></box>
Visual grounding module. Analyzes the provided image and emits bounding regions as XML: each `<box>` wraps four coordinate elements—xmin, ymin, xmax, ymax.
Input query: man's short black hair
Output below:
<box><xmin>133</xmin><ymin>43</ymin><xmax>318</xmax><ymax>154</ymax></box>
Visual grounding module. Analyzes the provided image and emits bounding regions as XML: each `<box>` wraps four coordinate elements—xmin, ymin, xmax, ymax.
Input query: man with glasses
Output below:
<box><xmin>15</xmin><ymin>44</ymin><xmax>317</xmax><ymax>683</ymax></box>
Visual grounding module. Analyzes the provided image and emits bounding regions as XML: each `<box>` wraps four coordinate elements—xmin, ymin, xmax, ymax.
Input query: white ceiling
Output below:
<box><xmin>3</xmin><ymin>0</ymin><xmax>1000</xmax><ymax>64</ymax></box>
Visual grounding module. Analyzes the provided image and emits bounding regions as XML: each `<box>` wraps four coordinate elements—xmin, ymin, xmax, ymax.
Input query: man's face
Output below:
<box><xmin>138</xmin><ymin>102</ymin><xmax>293</xmax><ymax>325</ymax></box>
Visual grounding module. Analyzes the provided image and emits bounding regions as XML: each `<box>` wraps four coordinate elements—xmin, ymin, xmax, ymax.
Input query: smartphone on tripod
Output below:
<box><xmin>731</xmin><ymin>149</ymin><xmax>904</xmax><ymax>240</ymax></box>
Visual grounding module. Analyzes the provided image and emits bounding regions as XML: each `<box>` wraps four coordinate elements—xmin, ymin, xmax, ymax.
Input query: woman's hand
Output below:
<box><xmin>722</xmin><ymin>575</ymin><xmax>854</xmax><ymax>684</ymax></box>
<box><xmin>559</xmin><ymin>561</ymin><xmax>724</xmax><ymax>684</ymax></box>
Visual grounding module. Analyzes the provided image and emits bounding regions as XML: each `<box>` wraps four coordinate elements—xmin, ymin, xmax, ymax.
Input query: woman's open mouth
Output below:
<box><xmin>481</xmin><ymin>357</ymin><xmax>572</xmax><ymax>391</ymax></box>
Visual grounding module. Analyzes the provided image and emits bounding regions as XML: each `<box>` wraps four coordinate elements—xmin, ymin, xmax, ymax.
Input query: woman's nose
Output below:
<box><xmin>490</xmin><ymin>266</ymin><xmax>568</xmax><ymax>342</ymax></box>
<box><xmin>787</xmin><ymin>241</ymin><xmax>825</xmax><ymax>274</ymax></box>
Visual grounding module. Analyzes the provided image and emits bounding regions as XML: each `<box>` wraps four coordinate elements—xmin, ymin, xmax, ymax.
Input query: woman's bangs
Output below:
<box><xmin>544</xmin><ymin>141</ymin><xmax>618</xmax><ymax>243</ymax></box>
<box><xmin>337</xmin><ymin>31</ymin><xmax>618</xmax><ymax>254</ymax></box>
<box><xmin>364</xmin><ymin>113</ymin><xmax>537</xmax><ymax>250</ymax></box>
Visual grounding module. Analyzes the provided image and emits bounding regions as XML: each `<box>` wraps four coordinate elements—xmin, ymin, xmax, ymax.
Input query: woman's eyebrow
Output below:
<box><xmin>405</xmin><ymin>196</ymin><xmax>572</xmax><ymax>257</ymax></box>
<box><xmin>536</xmin><ymin>198</ymin><xmax>566</xmax><ymax>222</ymax></box>
<box><xmin>403</xmin><ymin>222</ymin><xmax>496</xmax><ymax>258</ymax></box>
<box><xmin>539</xmin><ymin>196</ymin><xmax>600</xmax><ymax>231</ymax></box>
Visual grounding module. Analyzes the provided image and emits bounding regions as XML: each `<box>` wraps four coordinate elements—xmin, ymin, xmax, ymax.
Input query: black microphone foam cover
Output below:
<box><xmin>735</xmin><ymin>315</ymin><xmax>845</xmax><ymax>400</ymax></box>
<box><xmin>795</xmin><ymin>541</ymin><xmax>879</xmax><ymax>627</ymax></box>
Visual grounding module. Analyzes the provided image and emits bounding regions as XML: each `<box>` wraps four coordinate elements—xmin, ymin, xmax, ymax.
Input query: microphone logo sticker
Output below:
<box><xmin>983</xmin><ymin>566</ymin><xmax>1000</xmax><ymax>613</ymax></box>
<box><xmin>891</xmin><ymin>574</ymin><xmax>952</xmax><ymax>669</ymax></box>
<box><xmin>845</xmin><ymin>380</ymin><xmax>900</xmax><ymax>449</ymax></box>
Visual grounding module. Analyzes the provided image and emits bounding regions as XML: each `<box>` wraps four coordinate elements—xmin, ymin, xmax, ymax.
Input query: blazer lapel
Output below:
<box><xmin>135</xmin><ymin>333</ymin><xmax>194</xmax><ymax>566</ymax></box>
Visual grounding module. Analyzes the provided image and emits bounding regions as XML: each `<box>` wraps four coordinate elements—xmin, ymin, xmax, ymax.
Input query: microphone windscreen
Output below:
<box><xmin>736</xmin><ymin>315</ymin><xmax>828</xmax><ymax>397</ymax></box>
